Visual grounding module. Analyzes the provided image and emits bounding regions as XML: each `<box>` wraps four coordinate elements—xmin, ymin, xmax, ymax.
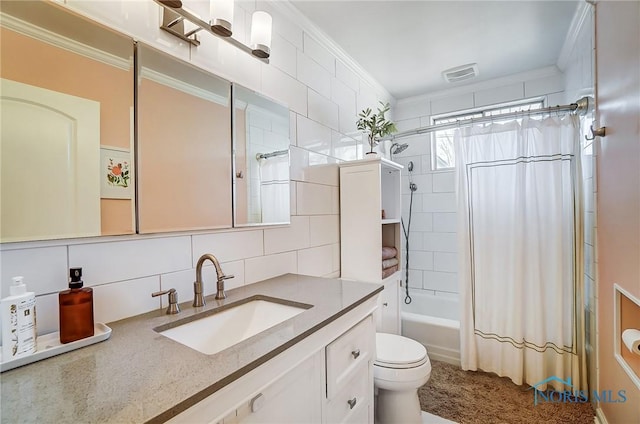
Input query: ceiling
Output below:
<box><xmin>290</xmin><ymin>1</ymin><xmax>579</xmax><ymax>99</ymax></box>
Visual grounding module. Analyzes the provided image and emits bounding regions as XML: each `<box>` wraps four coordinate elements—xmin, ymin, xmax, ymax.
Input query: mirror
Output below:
<box><xmin>233</xmin><ymin>85</ymin><xmax>290</xmax><ymax>226</ymax></box>
<box><xmin>0</xmin><ymin>1</ymin><xmax>135</xmax><ymax>242</ymax></box>
<box><xmin>136</xmin><ymin>44</ymin><xmax>232</xmax><ymax>233</ymax></box>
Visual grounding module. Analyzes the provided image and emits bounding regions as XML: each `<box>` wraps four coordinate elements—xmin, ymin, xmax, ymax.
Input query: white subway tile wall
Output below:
<box><xmin>335</xmin><ymin>60</ymin><xmax>359</xmax><ymax>93</ymax></box>
<box><xmin>524</xmin><ymin>74</ymin><xmax>565</xmax><ymax>98</ymax></box>
<box><xmin>302</xmin><ymin>33</ymin><xmax>335</xmax><ymax>73</ymax></box>
<box><xmin>192</xmin><ymin>231</ymin><xmax>264</xmax><ymax>264</ymax></box>
<box><xmin>430</xmin><ymin>93</ymin><xmax>475</xmax><ymax>115</ymax></box>
<box><xmin>560</xmin><ymin>5</ymin><xmax>596</xmax><ymax>387</ymax></box>
<box><xmin>0</xmin><ymin>0</ymin><xmax>392</xmax><ymax>337</ymax></box>
<box><xmin>69</xmin><ymin>237</ymin><xmax>193</xmax><ymax>285</ymax></box>
<box><xmin>309</xmin><ymin>215</ymin><xmax>340</xmax><ymax>247</ymax></box>
<box><xmin>297</xmin><ymin>115</ymin><xmax>333</xmax><ymax>152</ymax></box>
<box><xmin>392</xmin><ymin>65</ymin><xmax>570</xmax><ymax>298</ymax></box>
<box><xmin>296</xmin><ymin>182</ymin><xmax>334</xmax><ymax>216</ymax></box>
<box><xmin>474</xmin><ymin>82</ymin><xmax>525</xmax><ymax>108</ymax></box>
<box><xmin>307</xmin><ymin>89</ymin><xmax>340</xmax><ymax>130</ymax></box>
<box><xmin>298</xmin><ymin>244</ymin><xmax>335</xmax><ymax>277</ymax></box>
<box><xmin>92</xmin><ymin>276</ymin><xmax>161</xmax><ymax>324</ymax></box>
<box><xmin>270</xmin><ymin>33</ymin><xmax>297</xmax><ymax>78</ymax></box>
<box><xmin>297</xmin><ymin>51</ymin><xmax>332</xmax><ymax>98</ymax></box>
<box><xmin>264</xmin><ymin>216</ymin><xmax>311</xmax><ymax>255</ymax></box>
<box><xmin>244</xmin><ymin>251</ymin><xmax>298</xmax><ymax>285</ymax></box>
<box><xmin>1</xmin><ymin>246</ymin><xmax>68</xmax><ymax>296</ymax></box>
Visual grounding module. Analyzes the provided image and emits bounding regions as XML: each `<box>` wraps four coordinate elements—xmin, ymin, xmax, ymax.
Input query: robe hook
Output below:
<box><xmin>585</xmin><ymin>124</ymin><xmax>606</xmax><ymax>141</ymax></box>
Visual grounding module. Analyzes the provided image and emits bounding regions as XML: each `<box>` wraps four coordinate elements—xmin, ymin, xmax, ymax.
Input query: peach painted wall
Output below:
<box><xmin>137</xmin><ymin>79</ymin><xmax>232</xmax><ymax>232</ymax></box>
<box><xmin>595</xmin><ymin>1</ymin><xmax>640</xmax><ymax>422</ymax></box>
<box><xmin>100</xmin><ymin>199</ymin><xmax>134</xmax><ymax>236</ymax></box>
<box><xmin>0</xmin><ymin>27</ymin><xmax>134</xmax><ymax>235</ymax></box>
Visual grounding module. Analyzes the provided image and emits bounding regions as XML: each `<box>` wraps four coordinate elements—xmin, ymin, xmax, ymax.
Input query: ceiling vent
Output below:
<box><xmin>442</xmin><ymin>63</ymin><xmax>479</xmax><ymax>83</ymax></box>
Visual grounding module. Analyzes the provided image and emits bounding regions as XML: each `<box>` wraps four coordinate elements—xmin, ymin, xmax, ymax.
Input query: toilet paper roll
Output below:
<box><xmin>622</xmin><ymin>329</ymin><xmax>640</xmax><ymax>355</ymax></box>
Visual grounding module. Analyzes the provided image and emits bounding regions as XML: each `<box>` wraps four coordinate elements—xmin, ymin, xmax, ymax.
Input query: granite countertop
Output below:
<box><xmin>0</xmin><ymin>273</ymin><xmax>382</xmax><ymax>423</ymax></box>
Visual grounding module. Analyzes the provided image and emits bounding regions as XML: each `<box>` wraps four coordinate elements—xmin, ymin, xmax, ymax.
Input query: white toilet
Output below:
<box><xmin>374</xmin><ymin>333</ymin><xmax>432</xmax><ymax>424</ymax></box>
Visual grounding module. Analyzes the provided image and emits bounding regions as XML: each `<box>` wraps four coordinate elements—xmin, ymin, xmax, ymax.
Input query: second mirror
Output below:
<box><xmin>233</xmin><ymin>85</ymin><xmax>290</xmax><ymax>226</ymax></box>
<box><xmin>136</xmin><ymin>44</ymin><xmax>232</xmax><ymax>233</ymax></box>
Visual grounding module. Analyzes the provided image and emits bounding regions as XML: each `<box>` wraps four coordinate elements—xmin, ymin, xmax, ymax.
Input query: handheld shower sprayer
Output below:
<box><xmin>407</xmin><ymin>161</ymin><xmax>417</xmax><ymax>192</ymax></box>
<box><xmin>402</xmin><ymin>160</ymin><xmax>417</xmax><ymax>304</ymax></box>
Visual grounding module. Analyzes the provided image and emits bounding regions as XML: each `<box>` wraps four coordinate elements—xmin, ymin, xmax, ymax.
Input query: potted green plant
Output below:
<box><xmin>356</xmin><ymin>101</ymin><xmax>398</xmax><ymax>155</ymax></box>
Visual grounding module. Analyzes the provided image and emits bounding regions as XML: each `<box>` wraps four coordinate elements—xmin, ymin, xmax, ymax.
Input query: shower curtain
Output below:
<box><xmin>258</xmin><ymin>154</ymin><xmax>289</xmax><ymax>223</ymax></box>
<box><xmin>455</xmin><ymin>115</ymin><xmax>587</xmax><ymax>392</ymax></box>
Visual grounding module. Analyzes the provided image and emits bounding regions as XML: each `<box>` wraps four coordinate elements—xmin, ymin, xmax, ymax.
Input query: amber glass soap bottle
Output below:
<box><xmin>59</xmin><ymin>267</ymin><xmax>94</xmax><ymax>344</ymax></box>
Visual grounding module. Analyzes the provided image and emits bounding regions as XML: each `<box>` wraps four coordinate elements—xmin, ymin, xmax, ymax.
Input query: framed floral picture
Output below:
<box><xmin>100</xmin><ymin>147</ymin><xmax>132</xmax><ymax>199</ymax></box>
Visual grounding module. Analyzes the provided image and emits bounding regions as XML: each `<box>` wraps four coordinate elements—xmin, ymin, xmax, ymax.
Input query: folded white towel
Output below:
<box><xmin>382</xmin><ymin>258</ymin><xmax>399</xmax><ymax>269</ymax></box>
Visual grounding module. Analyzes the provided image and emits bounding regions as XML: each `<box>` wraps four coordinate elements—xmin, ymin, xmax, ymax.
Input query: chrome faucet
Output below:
<box><xmin>193</xmin><ymin>253</ymin><xmax>234</xmax><ymax>306</ymax></box>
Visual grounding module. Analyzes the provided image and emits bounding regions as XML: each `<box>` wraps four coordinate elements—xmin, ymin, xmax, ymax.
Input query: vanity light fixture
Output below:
<box><xmin>210</xmin><ymin>0</ymin><xmax>234</xmax><ymax>37</ymax></box>
<box><xmin>155</xmin><ymin>0</ymin><xmax>272</xmax><ymax>62</ymax></box>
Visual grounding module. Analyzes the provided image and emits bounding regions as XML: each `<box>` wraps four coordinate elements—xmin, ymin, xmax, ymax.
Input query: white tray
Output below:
<box><xmin>0</xmin><ymin>323</ymin><xmax>112</xmax><ymax>372</ymax></box>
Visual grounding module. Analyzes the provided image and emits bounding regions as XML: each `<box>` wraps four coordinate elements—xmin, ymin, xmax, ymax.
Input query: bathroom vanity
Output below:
<box><xmin>0</xmin><ymin>274</ymin><xmax>381</xmax><ymax>423</ymax></box>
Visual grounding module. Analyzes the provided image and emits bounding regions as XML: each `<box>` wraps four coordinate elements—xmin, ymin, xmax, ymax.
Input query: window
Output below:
<box><xmin>431</xmin><ymin>98</ymin><xmax>545</xmax><ymax>170</ymax></box>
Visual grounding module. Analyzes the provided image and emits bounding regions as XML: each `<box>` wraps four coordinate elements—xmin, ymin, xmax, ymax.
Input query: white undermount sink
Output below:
<box><xmin>156</xmin><ymin>297</ymin><xmax>310</xmax><ymax>355</ymax></box>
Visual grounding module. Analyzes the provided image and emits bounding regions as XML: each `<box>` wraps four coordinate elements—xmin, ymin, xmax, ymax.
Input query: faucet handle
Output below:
<box><xmin>221</xmin><ymin>274</ymin><xmax>235</xmax><ymax>280</ymax></box>
<box><xmin>152</xmin><ymin>288</ymin><xmax>180</xmax><ymax>314</ymax></box>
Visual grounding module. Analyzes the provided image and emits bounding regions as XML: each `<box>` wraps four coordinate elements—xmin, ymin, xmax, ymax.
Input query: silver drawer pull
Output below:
<box><xmin>250</xmin><ymin>393</ymin><xmax>265</xmax><ymax>413</ymax></box>
<box><xmin>347</xmin><ymin>397</ymin><xmax>357</xmax><ymax>410</ymax></box>
<box><xmin>351</xmin><ymin>349</ymin><xmax>360</xmax><ymax>359</ymax></box>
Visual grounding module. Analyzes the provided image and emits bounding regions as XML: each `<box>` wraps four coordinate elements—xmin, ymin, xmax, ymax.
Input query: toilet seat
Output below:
<box><xmin>374</xmin><ymin>333</ymin><xmax>428</xmax><ymax>369</ymax></box>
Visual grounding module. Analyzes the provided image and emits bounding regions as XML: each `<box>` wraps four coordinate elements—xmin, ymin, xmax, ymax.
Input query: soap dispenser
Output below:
<box><xmin>1</xmin><ymin>276</ymin><xmax>37</xmax><ymax>360</ymax></box>
<box><xmin>59</xmin><ymin>267</ymin><xmax>94</xmax><ymax>344</ymax></box>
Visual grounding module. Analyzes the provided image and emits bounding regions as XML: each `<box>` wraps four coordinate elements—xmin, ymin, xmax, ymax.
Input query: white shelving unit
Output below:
<box><xmin>339</xmin><ymin>157</ymin><xmax>403</xmax><ymax>334</ymax></box>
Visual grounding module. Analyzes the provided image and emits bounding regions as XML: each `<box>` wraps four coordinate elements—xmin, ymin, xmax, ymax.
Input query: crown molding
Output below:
<box><xmin>140</xmin><ymin>66</ymin><xmax>229</xmax><ymax>106</ymax></box>
<box><xmin>556</xmin><ymin>1</ymin><xmax>593</xmax><ymax>71</ymax></box>
<box><xmin>269</xmin><ymin>1</ymin><xmax>394</xmax><ymax>103</ymax></box>
<box><xmin>0</xmin><ymin>12</ymin><xmax>130</xmax><ymax>71</ymax></box>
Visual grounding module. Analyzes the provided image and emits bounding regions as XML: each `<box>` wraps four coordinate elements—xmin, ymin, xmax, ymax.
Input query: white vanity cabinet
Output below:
<box><xmin>325</xmin><ymin>315</ymin><xmax>375</xmax><ymax>424</ymax></box>
<box><xmin>167</xmin><ymin>296</ymin><xmax>378</xmax><ymax>424</ymax></box>
<box><xmin>232</xmin><ymin>351</ymin><xmax>323</xmax><ymax>424</ymax></box>
<box><xmin>340</xmin><ymin>158</ymin><xmax>403</xmax><ymax>334</ymax></box>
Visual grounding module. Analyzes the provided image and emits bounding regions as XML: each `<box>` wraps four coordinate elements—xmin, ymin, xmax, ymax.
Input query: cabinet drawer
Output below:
<box><xmin>326</xmin><ymin>315</ymin><xmax>374</xmax><ymax>398</ymax></box>
<box><xmin>326</xmin><ymin>361</ymin><xmax>371</xmax><ymax>424</ymax></box>
<box><xmin>235</xmin><ymin>351</ymin><xmax>322</xmax><ymax>424</ymax></box>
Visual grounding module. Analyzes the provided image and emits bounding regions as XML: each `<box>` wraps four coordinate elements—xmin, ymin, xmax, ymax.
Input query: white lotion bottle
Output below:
<box><xmin>1</xmin><ymin>276</ymin><xmax>37</xmax><ymax>361</ymax></box>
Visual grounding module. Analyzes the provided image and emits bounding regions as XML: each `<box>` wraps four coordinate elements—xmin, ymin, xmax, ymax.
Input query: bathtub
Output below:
<box><xmin>401</xmin><ymin>290</ymin><xmax>461</xmax><ymax>366</ymax></box>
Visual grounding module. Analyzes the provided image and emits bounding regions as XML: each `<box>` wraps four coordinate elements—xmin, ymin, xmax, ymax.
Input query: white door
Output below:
<box><xmin>1</xmin><ymin>79</ymin><xmax>101</xmax><ymax>242</ymax></box>
<box><xmin>595</xmin><ymin>1</ymin><xmax>640</xmax><ymax>423</ymax></box>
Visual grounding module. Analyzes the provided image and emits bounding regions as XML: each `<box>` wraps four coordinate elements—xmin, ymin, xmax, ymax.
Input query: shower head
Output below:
<box><xmin>391</xmin><ymin>142</ymin><xmax>409</xmax><ymax>155</ymax></box>
<box><xmin>408</xmin><ymin>161</ymin><xmax>414</xmax><ymax>172</ymax></box>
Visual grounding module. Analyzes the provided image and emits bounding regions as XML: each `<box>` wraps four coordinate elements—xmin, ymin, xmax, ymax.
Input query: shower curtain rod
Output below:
<box><xmin>256</xmin><ymin>149</ymin><xmax>289</xmax><ymax>160</ymax></box>
<box><xmin>390</xmin><ymin>96</ymin><xmax>591</xmax><ymax>141</ymax></box>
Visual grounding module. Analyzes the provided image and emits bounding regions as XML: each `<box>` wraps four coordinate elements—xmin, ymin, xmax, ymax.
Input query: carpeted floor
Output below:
<box><xmin>418</xmin><ymin>360</ymin><xmax>595</xmax><ymax>424</ymax></box>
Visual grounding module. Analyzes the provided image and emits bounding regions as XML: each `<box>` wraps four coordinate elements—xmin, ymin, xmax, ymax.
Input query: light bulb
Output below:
<box><xmin>210</xmin><ymin>0</ymin><xmax>233</xmax><ymax>37</ymax></box>
<box><xmin>250</xmin><ymin>11</ymin><xmax>272</xmax><ymax>58</ymax></box>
